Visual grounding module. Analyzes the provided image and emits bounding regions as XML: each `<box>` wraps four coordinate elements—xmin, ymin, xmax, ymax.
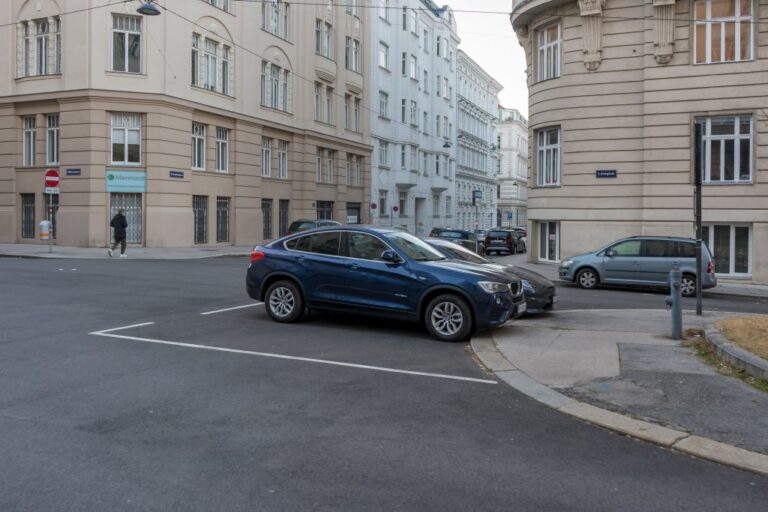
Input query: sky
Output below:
<box><xmin>447</xmin><ymin>0</ymin><xmax>529</xmax><ymax>117</ymax></box>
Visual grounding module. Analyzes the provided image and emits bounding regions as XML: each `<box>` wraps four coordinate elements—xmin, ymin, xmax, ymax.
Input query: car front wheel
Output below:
<box><xmin>265</xmin><ymin>280</ymin><xmax>304</xmax><ymax>323</ymax></box>
<box><xmin>576</xmin><ymin>268</ymin><xmax>599</xmax><ymax>290</ymax></box>
<box><xmin>425</xmin><ymin>294</ymin><xmax>473</xmax><ymax>342</ymax></box>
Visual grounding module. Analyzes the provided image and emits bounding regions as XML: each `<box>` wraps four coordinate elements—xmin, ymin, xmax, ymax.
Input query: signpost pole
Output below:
<box><xmin>694</xmin><ymin>123</ymin><xmax>703</xmax><ymax>315</ymax></box>
<box><xmin>48</xmin><ymin>191</ymin><xmax>52</xmax><ymax>253</ymax></box>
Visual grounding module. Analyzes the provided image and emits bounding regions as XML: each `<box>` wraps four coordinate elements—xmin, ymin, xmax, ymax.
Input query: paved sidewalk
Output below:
<box><xmin>0</xmin><ymin>244</ymin><xmax>252</xmax><ymax>260</ymax></box>
<box><xmin>472</xmin><ymin>309</ymin><xmax>768</xmax><ymax>476</ymax></box>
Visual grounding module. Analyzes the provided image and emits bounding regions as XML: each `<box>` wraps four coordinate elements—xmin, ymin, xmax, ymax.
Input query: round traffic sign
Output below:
<box><xmin>392</xmin><ymin>206</ymin><xmax>399</xmax><ymax>213</ymax></box>
<box><xmin>45</xmin><ymin>169</ymin><xmax>60</xmax><ymax>188</ymax></box>
<box><xmin>370</xmin><ymin>202</ymin><xmax>377</xmax><ymax>210</ymax></box>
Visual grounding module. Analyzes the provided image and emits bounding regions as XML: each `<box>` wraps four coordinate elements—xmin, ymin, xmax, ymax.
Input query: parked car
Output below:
<box><xmin>430</xmin><ymin>228</ymin><xmax>484</xmax><ymax>254</ymax></box>
<box><xmin>286</xmin><ymin>219</ymin><xmax>341</xmax><ymax>235</ymax></box>
<box><xmin>246</xmin><ymin>227</ymin><xmax>526</xmax><ymax>341</ymax></box>
<box><xmin>428</xmin><ymin>239</ymin><xmax>555</xmax><ymax>314</ymax></box>
<box><xmin>484</xmin><ymin>229</ymin><xmax>526</xmax><ymax>255</ymax></box>
<box><xmin>558</xmin><ymin>236</ymin><xmax>717</xmax><ymax>297</ymax></box>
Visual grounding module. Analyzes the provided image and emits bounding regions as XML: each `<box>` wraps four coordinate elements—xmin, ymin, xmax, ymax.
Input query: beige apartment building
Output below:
<box><xmin>511</xmin><ymin>0</ymin><xmax>768</xmax><ymax>282</ymax></box>
<box><xmin>1</xmin><ymin>0</ymin><xmax>371</xmax><ymax>248</ymax></box>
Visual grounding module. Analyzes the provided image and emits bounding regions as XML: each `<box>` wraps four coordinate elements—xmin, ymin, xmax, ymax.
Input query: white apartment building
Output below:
<box><xmin>455</xmin><ymin>50</ymin><xmax>502</xmax><ymax>232</ymax></box>
<box><xmin>369</xmin><ymin>0</ymin><xmax>459</xmax><ymax>236</ymax></box>
<box><xmin>2</xmin><ymin>0</ymin><xmax>370</xmax><ymax>248</ymax></box>
<box><xmin>496</xmin><ymin>107</ymin><xmax>528</xmax><ymax>228</ymax></box>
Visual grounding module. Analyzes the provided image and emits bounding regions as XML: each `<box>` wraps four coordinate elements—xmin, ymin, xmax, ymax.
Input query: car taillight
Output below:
<box><xmin>707</xmin><ymin>261</ymin><xmax>714</xmax><ymax>274</ymax></box>
<box><xmin>507</xmin><ymin>234</ymin><xmax>512</xmax><ymax>241</ymax></box>
<box><xmin>286</xmin><ymin>231</ymin><xmax>293</xmax><ymax>235</ymax></box>
<box><xmin>485</xmin><ymin>236</ymin><xmax>491</xmax><ymax>244</ymax></box>
<box><xmin>250</xmin><ymin>250</ymin><xmax>265</xmax><ymax>263</ymax></box>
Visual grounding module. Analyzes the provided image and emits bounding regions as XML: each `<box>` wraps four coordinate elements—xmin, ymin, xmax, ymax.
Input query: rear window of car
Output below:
<box><xmin>285</xmin><ymin>231</ymin><xmax>341</xmax><ymax>256</ymax></box>
<box><xmin>488</xmin><ymin>231</ymin><xmax>509</xmax><ymax>238</ymax></box>
<box><xmin>677</xmin><ymin>242</ymin><xmax>696</xmax><ymax>258</ymax></box>
<box><xmin>288</xmin><ymin>221</ymin><xmax>315</xmax><ymax>232</ymax></box>
<box><xmin>438</xmin><ymin>231</ymin><xmax>463</xmax><ymax>239</ymax></box>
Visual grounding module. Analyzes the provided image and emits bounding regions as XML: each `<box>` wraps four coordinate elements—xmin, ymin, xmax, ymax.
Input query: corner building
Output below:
<box><xmin>511</xmin><ymin>0</ymin><xmax>768</xmax><ymax>282</ymax></box>
<box><xmin>1</xmin><ymin>0</ymin><xmax>371</xmax><ymax>248</ymax></box>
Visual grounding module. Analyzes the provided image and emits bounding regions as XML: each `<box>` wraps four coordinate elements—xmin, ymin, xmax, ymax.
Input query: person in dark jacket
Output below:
<box><xmin>108</xmin><ymin>209</ymin><xmax>128</xmax><ymax>258</ymax></box>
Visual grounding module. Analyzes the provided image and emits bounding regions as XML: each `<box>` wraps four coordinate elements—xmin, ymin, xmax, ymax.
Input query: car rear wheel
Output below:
<box><xmin>681</xmin><ymin>274</ymin><xmax>696</xmax><ymax>297</ymax></box>
<box><xmin>425</xmin><ymin>294</ymin><xmax>473</xmax><ymax>342</ymax></box>
<box><xmin>576</xmin><ymin>268</ymin><xmax>599</xmax><ymax>290</ymax></box>
<box><xmin>265</xmin><ymin>280</ymin><xmax>304</xmax><ymax>323</ymax></box>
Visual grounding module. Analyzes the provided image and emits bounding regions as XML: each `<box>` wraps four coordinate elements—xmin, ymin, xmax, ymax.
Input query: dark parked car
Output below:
<box><xmin>246</xmin><ymin>227</ymin><xmax>526</xmax><ymax>341</ymax></box>
<box><xmin>428</xmin><ymin>239</ymin><xmax>555</xmax><ymax>314</ymax></box>
<box><xmin>484</xmin><ymin>229</ymin><xmax>526</xmax><ymax>255</ymax></box>
<box><xmin>430</xmin><ymin>228</ymin><xmax>484</xmax><ymax>254</ymax></box>
<box><xmin>287</xmin><ymin>219</ymin><xmax>341</xmax><ymax>235</ymax></box>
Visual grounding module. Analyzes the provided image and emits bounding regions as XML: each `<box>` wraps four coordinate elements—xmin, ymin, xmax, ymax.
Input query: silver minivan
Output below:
<box><xmin>559</xmin><ymin>236</ymin><xmax>717</xmax><ymax>296</ymax></box>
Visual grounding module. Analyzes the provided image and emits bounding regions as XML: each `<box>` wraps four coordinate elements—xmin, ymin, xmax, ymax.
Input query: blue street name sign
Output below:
<box><xmin>169</xmin><ymin>170</ymin><xmax>185</xmax><ymax>179</ymax></box>
<box><xmin>596</xmin><ymin>169</ymin><xmax>617</xmax><ymax>178</ymax></box>
<box><xmin>66</xmin><ymin>168</ymin><xmax>81</xmax><ymax>176</ymax></box>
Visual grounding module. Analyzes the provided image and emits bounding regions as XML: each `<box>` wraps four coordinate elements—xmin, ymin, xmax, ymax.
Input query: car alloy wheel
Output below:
<box><xmin>425</xmin><ymin>294</ymin><xmax>472</xmax><ymax>342</ymax></box>
<box><xmin>265</xmin><ymin>280</ymin><xmax>304</xmax><ymax>323</ymax></box>
<box><xmin>577</xmin><ymin>269</ymin><xmax>598</xmax><ymax>289</ymax></box>
<box><xmin>681</xmin><ymin>275</ymin><xmax>696</xmax><ymax>297</ymax></box>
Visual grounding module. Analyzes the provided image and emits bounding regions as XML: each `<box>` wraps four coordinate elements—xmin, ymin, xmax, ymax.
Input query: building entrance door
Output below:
<box><xmin>110</xmin><ymin>193</ymin><xmax>142</xmax><ymax>244</ymax></box>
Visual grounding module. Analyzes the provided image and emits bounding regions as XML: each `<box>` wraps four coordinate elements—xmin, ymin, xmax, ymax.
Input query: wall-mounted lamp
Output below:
<box><xmin>137</xmin><ymin>1</ymin><xmax>162</xmax><ymax>16</ymax></box>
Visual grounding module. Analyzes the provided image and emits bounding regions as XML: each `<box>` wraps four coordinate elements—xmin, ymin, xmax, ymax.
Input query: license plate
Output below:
<box><xmin>518</xmin><ymin>302</ymin><xmax>527</xmax><ymax>314</ymax></box>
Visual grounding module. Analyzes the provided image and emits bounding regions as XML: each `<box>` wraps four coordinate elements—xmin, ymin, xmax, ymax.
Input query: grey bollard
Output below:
<box><xmin>665</xmin><ymin>266</ymin><xmax>683</xmax><ymax>340</ymax></box>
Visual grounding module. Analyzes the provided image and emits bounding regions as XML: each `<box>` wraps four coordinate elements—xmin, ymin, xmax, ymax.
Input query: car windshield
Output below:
<box><xmin>438</xmin><ymin>231</ymin><xmax>463</xmax><ymax>239</ymax></box>
<box><xmin>438</xmin><ymin>243</ymin><xmax>488</xmax><ymax>264</ymax></box>
<box><xmin>387</xmin><ymin>232</ymin><xmax>445</xmax><ymax>261</ymax></box>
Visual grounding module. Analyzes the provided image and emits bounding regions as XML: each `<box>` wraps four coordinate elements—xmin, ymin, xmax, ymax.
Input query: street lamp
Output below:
<box><xmin>136</xmin><ymin>1</ymin><xmax>162</xmax><ymax>16</ymax></box>
<box><xmin>442</xmin><ymin>141</ymin><xmax>452</xmax><ymax>148</ymax></box>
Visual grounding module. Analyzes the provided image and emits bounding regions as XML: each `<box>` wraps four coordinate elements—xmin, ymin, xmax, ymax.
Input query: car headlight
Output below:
<box><xmin>521</xmin><ymin>279</ymin><xmax>535</xmax><ymax>293</ymax></box>
<box><xmin>560</xmin><ymin>259</ymin><xmax>574</xmax><ymax>267</ymax></box>
<box><xmin>478</xmin><ymin>281</ymin><xmax>511</xmax><ymax>294</ymax></box>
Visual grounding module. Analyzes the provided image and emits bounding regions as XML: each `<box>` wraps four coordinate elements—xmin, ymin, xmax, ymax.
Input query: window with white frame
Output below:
<box><xmin>345</xmin><ymin>37</ymin><xmax>360</xmax><ymax>72</ymax></box>
<box><xmin>410</xmin><ymin>100</ymin><xmax>418</xmax><ymax>126</ymax></box>
<box><xmin>379</xmin><ymin>140</ymin><xmax>389</xmax><ymax>166</ymax></box>
<box><xmin>423</xmin><ymin>151</ymin><xmax>428</xmax><ymax>174</ymax></box>
<box><xmin>432</xmin><ymin>194</ymin><xmax>440</xmax><ymax>216</ymax></box>
<box><xmin>380</xmin><ymin>0</ymin><xmax>391</xmax><ymax>22</ymax></box>
<box><xmin>401</xmin><ymin>99</ymin><xmax>407</xmax><ymax>123</ymax></box>
<box><xmin>111</xmin><ymin>113</ymin><xmax>141</xmax><ymax>165</ymax></box>
<box><xmin>22</xmin><ymin>116</ymin><xmax>36</xmax><ymax>167</ymax></box>
<box><xmin>191</xmin><ymin>34</ymin><xmax>200</xmax><ymax>86</ymax></box>
<box><xmin>316</xmin><ymin>148</ymin><xmax>323</xmax><ymax>183</ymax></box>
<box><xmin>206</xmin><ymin>0</ymin><xmax>232</xmax><ymax>13</ymax></box>
<box><xmin>409</xmin><ymin>55</ymin><xmax>417</xmax><ymax>79</ymax></box>
<box><xmin>35</xmin><ymin>19</ymin><xmax>49</xmax><ymax>75</ymax></box>
<box><xmin>401</xmin><ymin>52</ymin><xmax>407</xmax><ymax>76</ymax></box>
<box><xmin>423</xmin><ymin>70</ymin><xmax>428</xmax><ymax>92</ymax></box>
<box><xmin>354</xmin><ymin>155</ymin><xmax>362</xmax><ymax>185</ymax></box>
<box><xmin>215</xmin><ymin>127</ymin><xmax>229</xmax><ymax>172</ymax></box>
<box><xmin>204</xmin><ymin>39</ymin><xmax>218</xmax><ymax>91</ymax></box>
<box><xmin>278</xmin><ymin>140</ymin><xmax>288</xmax><ymax>179</ymax></box>
<box><xmin>436</xmin><ymin>36</ymin><xmax>442</xmax><ymax>57</ymax></box>
<box><xmin>379</xmin><ymin>91</ymin><xmax>389</xmax><ymax>118</ymax></box>
<box><xmin>537</xmin><ymin>23</ymin><xmax>560</xmax><ymax>82</ymax></box>
<box><xmin>379</xmin><ymin>42</ymin><xmax>389</xmax><ymax>69</ymax></box>
<box><xmin>353</xmin><ymin>98</ymin><xmax>361</xmax><ymax>132</ymax></box>
<box><xmin>46</xmin><ymin>114</ymin><xmax>59</xmax><ymax>165</ymax></box>
<box><xmin>445</xmin><ymin>196</ymin><xmax>452</xmax><ymax>217</ymax></box>
<box><xmin>262</xmin><ymin>0</ymin><xmax>290</xmax><ymax>39</ymax></box>
<box><xmin>399</xmin><ymin>191</ymin><xmax>407</xmax><ymax>216</ymax></box>
<box><xmin>694</xmin><ymin>0</ymin><xmax>753</xmax><ymax>64</ymax></box>
<box><xmin>326</xmin><ymin>150</ymin><xmax>335</xmax><ymax>183</ymax></box>
<box><xmin>379</xmin><ymin>189</ymin><xmax>388</xmax><ymax>214</ymax></box>
<box><xmin>345</xmin><ymin>154</ymin><xmax>352</xmax><ymax>185</ymax></box>
<box><xmin>192</xmin><ymin>122</ymin><xmax>206</xmax><ymax>170</ymax></box>
<box><xmin>400</xmin><ymin>145</ymin><xmax>406</xmax><ymax>168</ymax></box>
<box><xmin>325</xmin><ymin>87</ymin><xmax>334</xmax><ymax>124</ymax></box>
<box><xmin>536</xmin><ymin>127</ymin><xmax>560</xmax><ymax>186</ymax></box>
<box><xmin>702</xmin><ymin>224</ymin><xmax>751</xmax><ymax>275</ymax></box>
<box><xmin>19</xmin><ymin>17</ymin><xmax>61</xmax><ymax>77</ymax></box>
<box><xmin>315</xmin><ymin>19</ymin><xmax>332</xmax><ymax>58</ymax></box>
<box><xmin>221</xmin><ymin>45</ymin><xmax>231</xmax><ymax>95</ymax></box>
<box><xmin>112</xmin><ymin>15</ymin><xmax>141</xmax><ymax>73</ymax></box>
<box><xmin>410</xmin><ymin>145</ymin><xmax>418</xmax><ymax>170</ymax></box>
<box><xmin>344</xmin><ymin>95</ymin><xmax>351</xmax><ymax>130</ymax></box>
<box><xmin>261</xmin><ymin>137</ymin><xmax>272</xmax><ymax>177</ymax></box>
<box><xmin>314</xmin><ymin>83</ymin><xmax>322</xmax><ymax>121</ymax></box>
<box><xmin>539</xmin><ymin>221</ymin><xmax>560</xmax><ymax>261</ymax></box>
<box><xmin>696</xmin><ymin>115</ymin><xmax>752</xmax><ymax>183</ymax></box>
<box><xmin>423</xmin><ymin>111</ymin><xmax>428</xmax><ymax>133</ymax></box>
<box><xmin>261</xmin><ymin>61</ymin><xmax>290</xmax><ymax>112</ymax></box>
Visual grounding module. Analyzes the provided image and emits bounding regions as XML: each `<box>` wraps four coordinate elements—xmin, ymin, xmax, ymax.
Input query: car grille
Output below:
<box><xmin>510</xmin><ymin>281</ymin><xmax>521</xmax><ymax>295</ymax></box>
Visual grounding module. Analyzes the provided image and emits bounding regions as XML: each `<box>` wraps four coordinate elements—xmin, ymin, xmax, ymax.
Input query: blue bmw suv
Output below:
<box><xmin>246</xmin><ymin>226</ymin><xmax>525</xmax><ymax>341</ymax></box>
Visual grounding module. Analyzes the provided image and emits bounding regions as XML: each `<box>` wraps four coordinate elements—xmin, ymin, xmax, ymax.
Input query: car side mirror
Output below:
<box><xmin>606</xmin><ymin>250</ymin><xmax>616</xmax><ymax>258</ymax></box>
<box><xmin>380</xmin><ymin>250</ymin><xmax>402</xmax><ymax>264</ymax></box>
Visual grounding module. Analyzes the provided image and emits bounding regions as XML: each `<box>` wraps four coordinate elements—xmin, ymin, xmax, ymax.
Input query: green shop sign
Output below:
<box><xmin>106</xmin><ymin>170</ymin><xmax>146</xmax><ymax>193</ymax></box>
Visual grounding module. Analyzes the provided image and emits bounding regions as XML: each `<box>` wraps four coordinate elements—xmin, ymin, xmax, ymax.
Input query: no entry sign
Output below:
<box><xmin>45</xmin><ymin>169</ymin><xmax>60</xmax><ymax>188</ymax></box>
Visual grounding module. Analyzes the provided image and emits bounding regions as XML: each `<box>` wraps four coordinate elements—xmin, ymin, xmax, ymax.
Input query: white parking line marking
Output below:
<box><xmin>200</xmin><ymin>303</ymin><xmax>264</xmax><ymax>316</ymax></box>
<box><xmin>88</xmin><ymin>326</ymin><xmax>497</xmax><ymax>385</ymax></box>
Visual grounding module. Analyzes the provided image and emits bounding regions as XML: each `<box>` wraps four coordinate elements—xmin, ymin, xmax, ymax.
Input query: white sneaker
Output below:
<box><xmin>120</xmin><ymin>254</ymin><xmax>127</xmax><ymax>258</ymax></box>
<box><xmin>107</xmin><ymin>248</ymin><xmax>113</xmax><ymax>257</ymax></box>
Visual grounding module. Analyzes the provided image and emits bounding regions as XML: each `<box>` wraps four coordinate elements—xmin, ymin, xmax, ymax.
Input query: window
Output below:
<box><xmin>445</xmin><ymin>196</ymin><xmax>452</xmax><ymax>218</ymax></box>
<box><xmin>216</xmin><ymin>197</ymin><xmax>230</xmax><ymax>243</ymax></box>
<box><xmin>260</xmin><ymin>61</ymin><xmax>290</xmax><ymax>112</ymax></box>
<box><xmin>345</xmin><ymin>37</ymin><xmax>360</xmax><ymax>72</ymax></box>
<box><xmin>702</xmin><ymin>224</ymin><xmax>751</xmax><ymax>275</ymax></box>
<box><xmin>111</xmin><ymin>113</ymin><xmax>141</xmax><ymax>165</ymax></box>
<box><xmin>21</xmin><ymin>194</ymin><xmax>36</xmax><ymax>238</ymax></box>
<box><xmin>46</xmin><ymin>114</ymin><xmax>59</xmax><ymax>165</ymax></box>
<box><xmin>204</xmin><ymin>39</ymin><xmax>218</xmax><ymax>91</ymax></box>
<box><xmin>192</xmin><ymin>122</ymin><xmax>206</xmax><ymax>170</ymax></box>
<box><xmin>379</xmin><ymin>42</ymin><xmax>389</xmax><ymax>68</ymax></box>
<box><xmin>432</xmin><ymin>194</ymin><xmax>440</xmax><ymax>216</ymax></box>
<box><xmin>401</xmin><ymin>99</ymin><xmax>407</xmax><ymax>123</ymax></box>
<box><xmin>354</xmin><ymin>155</ymin><xmax>362</xmax><ymax>186</ymax></box>
<box><xmin>409</xmin><ymin>55</ymin><xmax>417</xmax><ymax>79</ymax></box>
<box><xmin>279</xmin><ymin>200</ymin><xmax>290</xmax><ymax>237</ymax></box>
<box><xmin>410</xmin><ymin>145</ymin><xmax>418</xmax><ymax>170</ymax></box>
<box><xmin>314</xmin><ymin>82</ymin><xmax>322</xmax><ymax>121</ymax></box>
<box><xmin>263</xmin><ymin>0</ymin><xmax>290</xmax><ymax>39</ymax></box>
<box><xmin>436</xmin><ymin>36</ymin><xmax>442</xmax><ymax>57</ymax></box>
<box><xmin>346</xmin><ymin>0</ymin><xmax>360</xmax><ymax>17</ymax></box>
<box><xmin>423</xmin><ymin>151</ymin><xmax>428</xmax><ymax>174</ymax></box>
<box><xmin>379</xmin><ymin>140</ymin><xmax>389</xmax><ymax>166</ymax></box>
<box><xmin>536</xmin><ymin>127</ymin><xmax>560</xmax><ymax>186</ymax></box>
<box><xmin>694</xmin><ymin>0</ymin><xmax>752</xmax><ymax>64</ymax></box>
<box><xmin>379</xmin><ymin>190</ymin><xmax>388</xmax><ymax>214</ymax></box>
<box><xmin>316</xmin><ymin>201</ymin><xmax>334</xmax><ymax>220</ymax></box>
<box><xmin>221</xmin><ymin>46</ymin><xmax>231</xmax><ymax>96</ymax></box>
<box><xmin>345</xmin><ymin>154</ymin><xmax>352</xmax><ymax>185</ymax></box>
<box><xmin>193</xmin><ymin>195</ymin><xmax>208</xmax><ymax>244</ymax></box>
<box><xmin>35</xmin><ymin>19</ymin><xmax>49</xmax><ymax>75</ymax></box>
<box><xmin>206</xmin><ymin>0</ymin><xmax>232</xmax><ymax>12</ymax></box>
<box><xmin>326</xmin><ymin>87</ymin><xmax>334</xmax><ymax>124</ymax></box>
<box><xmin>19</xmin><ymin>17</ymin><xmax>62</xmax><ymax>77</ymax></box>
<box><xmin>380</xmin><ymin>0</ymin><xmax>391</xmax><ymax>22</ymax></box>
<box><xmin>262</xmin><ymin>199</ymin><xmax>273</xmax><ymax>239</ymax></box>
<box><xmin>288</xmin><ymin>231</ymin><xmax>340</xmax><ymax>255</ymax></box>
<box><xmin>538</xmin><ymin>221</ymin><xmax>559</xmax><ymax>261</ymax></box>
<box><xmin>353</xmin><ymin>98</ymin><xmax>361</xmax><ymax>132</ymax></box>
<box><xmin>112</xmin><ymin>15</ymin><xmax>141</xmax><ymax>73</ymax></box>
<box><xmin>607</xmin><ymin>240</ymin><xmax>642</xmax><ymax>257</ymax></box>
<box><xmin>443</xmin><ymin>78</ymin><xmax>449</xmax><ymax>98</ymax></box>
<box><xmin>315</xmin><ymin>20</ymin><xmax>332</xmax><ymax>58</ymax></box>
<box><xmin>696</xmin><ymin>115</ymin><xmax>752</xmax><ymax>183</ymax></box>
<box><xmin>215</xmin><ymin>127</ymin><xmax>229</xmax><ymax>172</ymax></box>
<box><xmin>537</xmin><ymin>23</ymin><xmax>561</xmax><ymax>81</ymax></box>
<box><xmin>278</xmin><ymin>140</ymin><xmax>288</xmax><ymax>179</ymax></box>
<box><xmin>436</xmin><ymin>115</ymin><xmax>441</xmax><ymax>137</ymax></box>
<box><xmin>423</xmin><ymin>30</ymin><xmax>429</xmax><ymax>52</ymax></box>
<box><xmin>348</xmin><ymin>233</ymin><xmax>389</xmax><ymax>260</ymax></box>
<box><xmin>401</xmin><ymin>52</ymin><xmax>407</xmax><ymax>75</ymax></box>
<box><xmin>327</xmin><ymin>150</ymin><xmax>335</xmax><ymax>183</ymax></box>
<box><xmin>346</xmin><ymin>154</ymin><xmax>362</xmax><ymax>186</ymax></box>
<box><xmin>398</xmin><ymin>191</ymin><xmax>407</xmax><ymax>216</ymax></box>
<box><xmin>379</xmin><ymin>91</ymin><xmax>389</xmax><ymax>118</ymax></box>
<box><xmin>400</xmin><ymin>145</ymin><xmax>407</xmax><ymax>168</ymax></box>
<box><xmin>261</xmin><ymin>137</ymin><xmax>272</xmax><ymax>177</ymax></box>
<box><xmin>191</xmin><ymin>34</ymin><xmax>200</xmax><ymax>86</ymax></box>
<box><xmin>423</xmin><ymin>111</ymin><xmax>428</xmax><ymax>133</ymax></box>
<box><xmin>423</xmin><ymin>70</ymin><xmax>428</xmax><ymax>92</ymax></box>
<box><xmin>22</xmin><ymin>116</ymin><xmax>36</xmax><ymax>167</ymax></box>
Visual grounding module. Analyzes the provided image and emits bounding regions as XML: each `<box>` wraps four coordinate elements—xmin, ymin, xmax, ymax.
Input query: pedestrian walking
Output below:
<box><xmin>108</xmin><ymin>208</ymin><xmax>128</xmax><ymax>258</ymax></box>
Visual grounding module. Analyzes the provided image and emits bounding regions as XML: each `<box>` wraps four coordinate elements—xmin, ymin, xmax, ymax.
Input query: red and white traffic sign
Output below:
<box><xmin>45</xmin><ymin>169</ymin><xmax>60</xmax><ymax>188</ymax></box>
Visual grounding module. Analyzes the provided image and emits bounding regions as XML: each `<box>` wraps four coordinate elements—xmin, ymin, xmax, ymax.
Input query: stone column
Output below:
<box><xmin>578</xmin><ymin>0</ymin><xmax>606</xmax><ymax>71</ymax></box>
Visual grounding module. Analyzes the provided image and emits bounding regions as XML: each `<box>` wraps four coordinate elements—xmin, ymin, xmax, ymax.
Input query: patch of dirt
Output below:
<box><xmin>717</xmin><ymin>315</ymin><xmax>768</xmax><ymax>360</ymax></box>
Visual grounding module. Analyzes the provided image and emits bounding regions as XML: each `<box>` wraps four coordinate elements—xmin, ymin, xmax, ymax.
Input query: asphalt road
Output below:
<box><xmin>1</xmin><ymin>257</ymin><xmax>766</xmax><ymax>511</ymax></box>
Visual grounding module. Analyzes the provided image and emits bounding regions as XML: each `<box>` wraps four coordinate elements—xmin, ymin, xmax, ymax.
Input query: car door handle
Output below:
<box><xmin>349</xmin><ymin>264</ymin><xmax>359</xmax><ymax>270</ymax></box>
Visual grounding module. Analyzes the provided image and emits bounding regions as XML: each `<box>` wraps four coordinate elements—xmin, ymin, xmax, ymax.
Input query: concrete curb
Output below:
<box><xmin>704</xmin><ymin>324</ymin><xmax>768</xmax><ymax>381</ymax></box>
<box><xmin>0</xmin><ymin>252</ymin><xmax>250</xmax><ymax>260</ymax></box>
<box><xmin>471</xmin><ymin>334</ymin><xmax>768</xmax><ymax>477</ymax></box>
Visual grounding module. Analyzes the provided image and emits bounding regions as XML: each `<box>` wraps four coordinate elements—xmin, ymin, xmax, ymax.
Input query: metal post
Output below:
<box><xmin>667</xmin><ymin>265</ymin><xmax>683</xmax><ymax>340</ymax></box>
<box><xmin>694</xmin><ymin>122</ymin><xmax>703</xmax><ymax>315</ymax></box>
<box><xmin>48</xmin><ymin>192</ymin><xmax>52</xmax><ymax>254</ymax></box>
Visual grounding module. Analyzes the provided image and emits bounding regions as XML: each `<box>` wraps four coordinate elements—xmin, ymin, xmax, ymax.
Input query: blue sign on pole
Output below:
<box><xmin>106</xmin><ymin>170</ymin><xmax>146</xmax><ymax>192</ymax></box>
<box><xmin>506</xmin><ymin>211</ymin><xmax>514</xmax><ymax>221</ymax></box>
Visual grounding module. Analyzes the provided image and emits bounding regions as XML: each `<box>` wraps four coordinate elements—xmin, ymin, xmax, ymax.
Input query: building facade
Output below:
<box><xmin>496</xmin><ymin>107</ymin><xmax>528</xmax><ymax>228</ymax></box>
<box><xmin>369</xmin><ymin>0</ymin><xmax>459</xmax><ymax>236</ymax></box>
<box><xmin>1</xmin><ymin>0</ymin><xmax>371</xmax><ymax>248</ymax></box>
<box><xmin>455</xmin><ymin>50</ymin><xmax>502</xmax><ymax>232</ymax></box>
<box><xmin>511</xmin><ymin>0</ymin><xmax>768</xmax><ymax>282</ymax></box>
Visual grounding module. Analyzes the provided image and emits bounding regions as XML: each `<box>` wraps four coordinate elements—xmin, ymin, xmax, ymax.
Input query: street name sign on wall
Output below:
<box><xmin>596</xmin><ymin>169</ymin><xmax>617</xmax><ymax>178</ymax></box>
<box><xmin>106</xmin><ymin>170</ymin><xmax>146</xmax><ymax>192</ymax></box>
<box><xmin>66</xmin><ymin>168</ymin><xmax>81</xmax><ymax>176</ymax></box>
<box><xmin>169</xmin><ymin>170</ymin><xmax>184</xmax><ymax>179</ymax></box>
